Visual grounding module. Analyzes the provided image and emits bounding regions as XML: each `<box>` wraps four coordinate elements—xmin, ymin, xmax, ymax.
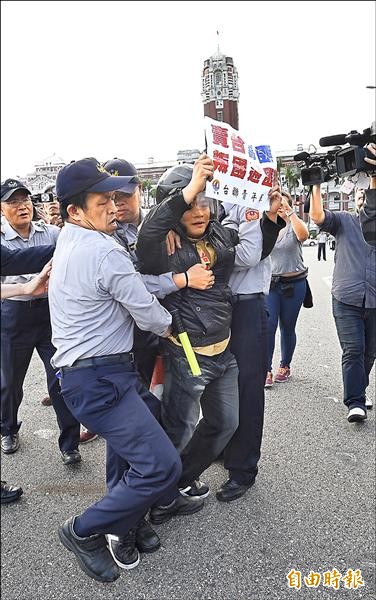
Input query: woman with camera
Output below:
<box><xmin>265</xmin><ymin>192</ymin><xmax>309</xmax><ymax>387</ymax></box>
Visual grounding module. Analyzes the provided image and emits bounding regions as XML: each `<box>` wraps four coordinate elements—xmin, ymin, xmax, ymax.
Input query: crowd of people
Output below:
<box><xmin>1</xmin><ymin>145</ymin><xmax>375</xmax><ymax>583</ymax></box>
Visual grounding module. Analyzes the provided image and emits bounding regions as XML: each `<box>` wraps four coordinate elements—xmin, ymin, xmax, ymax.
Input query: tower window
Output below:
<box><xmin>216</xmin><ymin>111</ymin><xmax>223</xmax><ymax>121</ymax></box>
<box><xmin>214</xmin><ymin>70</ymin><xmax>222</xmax><ymax>86</ymax></box>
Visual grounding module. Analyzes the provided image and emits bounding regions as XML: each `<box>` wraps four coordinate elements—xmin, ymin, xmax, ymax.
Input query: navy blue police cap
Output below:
<box><xmin>55</xmin><ymin>157</ymin><xmax>139</xmax><ymax>204</ymax></box>
<box><xmin>1</xmin><ymin>179</ymin><xmax>31</xmax><ymax>202</ymax></box>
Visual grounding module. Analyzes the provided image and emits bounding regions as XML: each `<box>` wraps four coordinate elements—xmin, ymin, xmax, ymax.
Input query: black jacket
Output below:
<box><xmin>137</xmin><ymin>193</ymin><xmax>239</xmax><ymax>346</ymax></box>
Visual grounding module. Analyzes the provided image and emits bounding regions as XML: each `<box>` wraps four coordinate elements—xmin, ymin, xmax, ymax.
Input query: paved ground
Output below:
<box><xmin>1</xmin><ymin>245</ymin><xmax>375</xmax><ymax>600</ymax></box>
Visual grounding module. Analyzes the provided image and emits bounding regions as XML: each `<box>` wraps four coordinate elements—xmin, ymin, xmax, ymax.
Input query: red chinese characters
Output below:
<box><xmin>247</xmin><ymin>168</ymin><xmax>263</xmax><ymax>184</ymax></box>
<box><xmin>213</xmin><ymin>150</ymin><xmax>229</xmax><ymax>174</ymax></box>
<box><xmin>211</xmin><ymin>125</ymin><xmax>229</xmax><ymax>148</ymax></box>
<box><xmin>261</xmin><ymin>167</ymin><xmax>276</xmax><ymax>188</ymax></box>
<box><xmin>231</xmin><ymin>135</ymin><xmax>246</xmax><ymax>153</ymax></box>
<box><xmin>230</xmin><ymin>156</ymin><xmax>247</xmax><ymax>179</ymax></box>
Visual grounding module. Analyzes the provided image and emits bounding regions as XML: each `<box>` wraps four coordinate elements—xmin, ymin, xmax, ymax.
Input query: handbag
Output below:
<box><xmin>303</xmin><ymin>279</ymin><xmax>313</xmax><ymax>308</ymax></box>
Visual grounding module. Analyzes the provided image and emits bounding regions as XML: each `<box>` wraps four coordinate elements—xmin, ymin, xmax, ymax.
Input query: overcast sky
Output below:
<box><xmin>1</xmin><ymin>0</ymin><xmax>375</xmax><ymax>179</ymax></box>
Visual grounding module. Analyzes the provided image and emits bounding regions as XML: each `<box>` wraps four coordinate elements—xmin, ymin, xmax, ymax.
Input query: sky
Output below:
<box><xmin>1</xmin><ymin>0</ymin><xmax>375</xmax><ymax>179</ymax></box>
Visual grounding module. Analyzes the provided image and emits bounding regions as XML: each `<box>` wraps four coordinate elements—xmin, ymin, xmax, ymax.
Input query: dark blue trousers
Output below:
<box><xmin>0</xmin><ymin>299</ymin><xmax>80</xmax><ymax>452</ymax></box>
<box><xmin>60</xmin><ymin>360</ymin><xmax>181</xmax><ymax>537</ymax></box>
<box><xmin>224</xmin><ymin>294</ymin><xmax>268</xmax><ymax>485</ymax></box>
<box><xmin>106</xmin><ymin>380</ymin><xmax>161</xmax><ymax>491</ymax></box>
<box><xmin>332</xmin><ymin>297</ymin><xmax>376</xmax><ymax>409</ymax></box>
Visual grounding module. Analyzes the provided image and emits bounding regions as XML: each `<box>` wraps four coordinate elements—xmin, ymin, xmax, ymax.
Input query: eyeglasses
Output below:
<box><xmin>2</xmin><ymin>196</ymin><xmax>33</xmax><ymax>206</ymax></box>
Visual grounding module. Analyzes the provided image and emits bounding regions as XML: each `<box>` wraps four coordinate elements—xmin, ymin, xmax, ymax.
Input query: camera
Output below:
<box><xmin>294</xmin><ymin>122</ymin><xmax>376</xmax><ymax>186</ymax></box>
<box><xmin>294</xmin><ymin>150</ymin><xmax>338</xmax><ymax>186</ymax></box>
<box><xmin>31</xmin><ymin>192</ymin><xmax>55</xmax><ymax>204</ymax></box>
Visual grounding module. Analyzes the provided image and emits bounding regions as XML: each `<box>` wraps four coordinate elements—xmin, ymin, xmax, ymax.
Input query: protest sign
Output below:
<box><xmin>204</xmin><ymin>116</ymin><xmax>277</xmax><ymax>211</ymax></box>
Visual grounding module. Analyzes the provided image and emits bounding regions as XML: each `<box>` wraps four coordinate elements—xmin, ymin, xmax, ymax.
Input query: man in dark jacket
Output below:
<box><xmin>1</xmin><ymin>244</ymin><xmax>54</xmax><ymax>276</ymax></box>
<box><xmin>137</xmin><ymin>155</ymin><xmax>240</xmax><ymax>504</ymax></box>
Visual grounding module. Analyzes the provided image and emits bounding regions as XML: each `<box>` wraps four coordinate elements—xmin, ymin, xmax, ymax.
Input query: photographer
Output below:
<box><xmin>360</xmin><ymin>143</ymin><xmax>376</xmax><ymax>247</ymax></box>
<box><xmin>32</xmin><ymin>185</ymin><xmax>63</xmax><ymax>228</ymax></box>
<box><xmin>309</xmin><ymin>174</ymin><xmax>375</xmax><ymax>423</ymax></box>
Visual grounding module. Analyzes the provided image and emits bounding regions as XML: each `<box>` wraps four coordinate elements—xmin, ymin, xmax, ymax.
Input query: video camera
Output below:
<box><xmin>294</xmin><ymin>122</ymin><xmax>376</xmax><ymax>186</ymax></box>
<box><xmin>294</xmin><ymin>150</ymin><xmax>338</xmax><ymax>186</ymax></box>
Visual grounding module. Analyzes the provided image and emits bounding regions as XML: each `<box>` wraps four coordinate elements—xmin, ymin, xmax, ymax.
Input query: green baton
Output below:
<box><xmin>170</xmin><ymin>309</ymin><xmax>202</xmax><ymax>377</ymax></box>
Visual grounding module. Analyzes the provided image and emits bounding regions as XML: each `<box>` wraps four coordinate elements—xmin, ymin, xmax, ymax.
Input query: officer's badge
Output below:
<box><xmin>245</xmin><ymin>208</ymin><xmax>259</xmax><ymax>221</ymax></box>
<box><xmin>96</xmin><ymin>163</ymin><xmax>109</xmax><ymax>174</ymax></box>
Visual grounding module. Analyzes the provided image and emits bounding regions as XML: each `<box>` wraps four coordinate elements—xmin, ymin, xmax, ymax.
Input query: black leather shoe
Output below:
<box><xmin>1</xmin><ymin>433</ymin><xmax>20</xmax><ymax>454</ymax></box>
<box><xmin>61</xmin><ymin>450</ymin><xmax>82</xmax><ymax>465</ymax></box>
<box><xmin>216</xmin><ymin>478</ymin><xmax>255</xmax><ymax>502</ymax></box>
<box><xmin>59</xmin><ymin>516</ymin><xmax>119</xmax><ymax>582</ymax></box>
<box><xmin>135</xmin><ymin>518</ymin><xmax>161</xmax><ymax>553</ymax></box>
<box><xmin>149</xmin><ymin>494</ymin><xmax>204</xmax><ymax>525</ymax></box>
<box><xmin>1</xmin><ymin>480</ymin><xmax>23</xmax><ymax>504</ymax></box>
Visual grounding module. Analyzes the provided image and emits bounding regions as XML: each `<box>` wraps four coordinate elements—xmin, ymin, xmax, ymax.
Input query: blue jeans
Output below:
<box><xmin>161</xmin><ymin>341</ymin><xmax>239</xmax><ymax>487</ymax></box>
<box><xmin>332</xmin><ymin>297</ymin><xmax>376</xmax><ymax>409</ymax></box>
<box><xmin>266</xmin><ymin>278</ymin><xmax>307</xmax><ymax>371</ymax></box>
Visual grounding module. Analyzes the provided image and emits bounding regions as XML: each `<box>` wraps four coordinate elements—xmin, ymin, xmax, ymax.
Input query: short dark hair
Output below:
<box><xmin>282</xmin><ymin>190</ymin><xmax>293</xmax><ymax>207</ymax></box>
<box><xmin>60</xmin><ymin>192</ymin><xmax>88</xmax><ymax>221</ymax></box>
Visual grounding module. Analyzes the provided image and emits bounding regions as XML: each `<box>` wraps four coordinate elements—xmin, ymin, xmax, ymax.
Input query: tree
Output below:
<box><xmin>141</xmin><ymin>179</ymin><xmax>153</xmax><ymax>208</ymax></box>
<box><xmin>284</xmin><ymin>165</ymin><xmax>300</xmax><ymax>200</ymax></box>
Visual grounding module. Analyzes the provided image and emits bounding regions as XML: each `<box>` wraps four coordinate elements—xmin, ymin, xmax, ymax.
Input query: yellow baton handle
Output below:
<box><xmin>178</xmin><ymin>332</ymin><xmax>202</xmax><ymax>376</ymax></box>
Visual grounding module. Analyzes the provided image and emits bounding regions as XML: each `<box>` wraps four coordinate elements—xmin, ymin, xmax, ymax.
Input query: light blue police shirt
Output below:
<box><xmin>222</xmin><ymin>205</ymin><xmax>272</xmax><ymax>295</ymax></box>
<box><xmin>49</xmin><ymin>222</ymin><xmax>172</xmax><ymax>368</ymax></box>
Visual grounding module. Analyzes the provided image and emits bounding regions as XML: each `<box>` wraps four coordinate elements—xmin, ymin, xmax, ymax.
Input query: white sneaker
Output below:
<box><xmin>347</xmin><ymin>407</ymin><xmax>367</xmax><ymax>423</ymax></box>
<box><xmin>365</xmin><ymin>395</ymin><xmax>373</xmax><ymax>409</ymax></box>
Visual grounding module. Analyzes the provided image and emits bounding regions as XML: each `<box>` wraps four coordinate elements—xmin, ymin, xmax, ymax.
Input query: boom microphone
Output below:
<box><xmin>319</xmin><ymin>134</ymin><xmax>347</xmax><ymax>147</ymax></box>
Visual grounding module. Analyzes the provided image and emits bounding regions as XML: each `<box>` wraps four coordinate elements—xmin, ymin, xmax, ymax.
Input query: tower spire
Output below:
<box><xmin>216</xmin><ymin>29</ymin><xmax>220</xmax><ymax>55</ymax></box>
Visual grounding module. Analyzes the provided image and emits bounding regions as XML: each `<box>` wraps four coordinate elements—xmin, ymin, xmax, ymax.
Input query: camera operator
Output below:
<box><xmin>34</xmin><ymin>185</ymin><xmax>63</xmax><ymax>228</ymax></box>
<box><xmin>360</xmin><ymin>143</ymin><xmax>376</xmax><ymax>247</ymax></box>
<box><xmin>309</xmin><ymin>169</ymin><xmax>375</xmax><ymax>423</ymax></box>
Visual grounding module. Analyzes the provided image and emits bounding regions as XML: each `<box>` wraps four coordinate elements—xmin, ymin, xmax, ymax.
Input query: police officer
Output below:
<box><xmin>51</xmin><ymin>158</ymin><xmax>202</xmax><ymax>583</ymax></box>
<box><xmin>1</xmin><ymin>247</ymin><xmax>53</xmax><ymax>504</ymax></box>
<box><xmin>216</xmin><ymin>191</ymin><xmax>285</xmax><ymax>502</ymax></box>
<box><xmin>0</xmin><ymin>179</ymin><xmax>80</xmax><ymax>462</ymax></box>
<box><xmin>103</xmin><ymin>158</ymin><xmax>159</xmax><ymax>388</ymax></box>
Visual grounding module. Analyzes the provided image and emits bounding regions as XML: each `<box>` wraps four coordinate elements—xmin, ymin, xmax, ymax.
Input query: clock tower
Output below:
<box><xmin>201</xmin><ymin>47</ymin><xmax>239</xmax><ymax>130</ymax></box>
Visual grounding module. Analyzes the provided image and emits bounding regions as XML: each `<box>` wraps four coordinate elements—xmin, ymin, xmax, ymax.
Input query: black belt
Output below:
<box><xmin>60</xmin><ymin>352</ymin><xmax>134</xmax><ymax>375</ymax></box>
<box><xmin>3</xmin><ymin>298</ymin><xmax>49</xmax><ymax>308</ymax></box>
<box><xmin>232</xmin><ymin>293</ymin><xmax>264</xmax><ymax>302</ymax></box>
<box><xmin>271</xmin><ymin>269</ymin><xmax>308</xmax><ymax>285</ymax></box>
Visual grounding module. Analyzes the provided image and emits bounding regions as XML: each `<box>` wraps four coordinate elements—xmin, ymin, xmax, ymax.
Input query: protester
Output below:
<box><xmin>264</xmin><ymin>192</ymin><xmax>309</xmax><ymax>387</ymax></box>
<box><xmin>137</xmin><ymin>155</ymin><xmax>240</xmax><ymax>500</ymax></box>
<box><xmin>0</xmin><ymin>179</ymin><xmax>80</xmax><ymax>462</ymax></box>
<box><xmin>51</xmin><ymin>158</ymin><xmax>202</xmax><ymax>583</ymax></box>
<box><xmin>309</xmin><ymin>172</ymin><xmax>375</xmax><ymax>422</ymax></box>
